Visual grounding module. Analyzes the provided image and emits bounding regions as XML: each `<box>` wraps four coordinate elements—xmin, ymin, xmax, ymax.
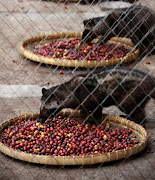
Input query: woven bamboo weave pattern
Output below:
<box><xmin>0</xmin><ymin>111</ymin><xmax>147</xmax><ymax>165</ymax></box>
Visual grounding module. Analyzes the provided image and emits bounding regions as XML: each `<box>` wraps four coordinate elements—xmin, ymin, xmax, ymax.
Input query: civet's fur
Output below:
<box><xmin>82</xmin><ymin>5</ymin><xmax>155</xmax><ymax>55</ymax></box>
<box><xmin>39</xmin><ymin>67</ymin><xmax>155</xmax><ymax>124</ymax></box>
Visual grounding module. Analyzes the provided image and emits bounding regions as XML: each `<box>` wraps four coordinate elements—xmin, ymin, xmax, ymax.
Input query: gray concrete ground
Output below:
<box><xmin>0</xmin><ymin>0</ymin><xmax>155</xmax><ymax>179</ymax></box>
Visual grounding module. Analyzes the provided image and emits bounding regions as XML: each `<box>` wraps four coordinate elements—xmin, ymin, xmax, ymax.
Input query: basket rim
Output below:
<box><xmin>0</xmin><ymin>111</ymin><xmax>147</xmax><ymax>165</ymax></box>
<box><xmin>20</xmin><ymin>32</ymin><xmax>140</xmax><ymax>68</ymax></box>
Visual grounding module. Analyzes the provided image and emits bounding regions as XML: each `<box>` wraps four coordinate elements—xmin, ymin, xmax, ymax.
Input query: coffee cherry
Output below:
<box><xmin>0</xmin><ymin>117</ymin><xmax>139</xmax><ymax>156</ymax></box>
<box><xmin>59</xmin><ymin>71</ymin><xmax>64</xmax><ymax>75</ymax></box>
<box><xmin>33</xmin><ymin>39</ymin><xmax>130</xmax><ymax>61</ymax></box>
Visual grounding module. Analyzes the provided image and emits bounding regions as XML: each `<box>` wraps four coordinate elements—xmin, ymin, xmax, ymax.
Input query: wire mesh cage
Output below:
<box><xmin>0</xmin><ymin>0</ymin><xmax>155</xmax><ymax>179</ymax></box>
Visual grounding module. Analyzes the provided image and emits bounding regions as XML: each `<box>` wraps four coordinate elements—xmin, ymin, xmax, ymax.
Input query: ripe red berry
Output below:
<box><xmin>33</xmin><ymin>39</ymin><xmax>130</xmax><ymax>62</ymax></box>
<box><xmin>0</xmin><ymin>117</ymin><xmax>139</xmax><ymax>156</ymax></box>
<box><xmin>146</xmin><ymin>61</ymin><xmax>151</xmax><ymax>64</ymax></box>
<box><xmin>59</xmin><ymin>71</ymin><xmax>64</xmax><ymax>75</ymax></box>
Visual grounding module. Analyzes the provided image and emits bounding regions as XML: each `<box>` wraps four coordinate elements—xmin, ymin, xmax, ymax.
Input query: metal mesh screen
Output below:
<box><xmin>0</xmin><ymin>0</ymin><xmax>155</xmax><ymax>179</ymax></box>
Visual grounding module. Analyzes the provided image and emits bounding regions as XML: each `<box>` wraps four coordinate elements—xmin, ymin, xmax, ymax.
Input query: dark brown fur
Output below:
<box><xmin>82</xmin><ymin>5</ymin><xmax>155</xmax><ymax>55</ymax></box>
<box><xmin>39</xmin><ymin>67</ymin><xmax>155</xmax><ymax>124</ymax></box>
<box><xmin>80</xmin><ymin>0</ymin><xmax>137</xmax><ymax>5</ymax></box>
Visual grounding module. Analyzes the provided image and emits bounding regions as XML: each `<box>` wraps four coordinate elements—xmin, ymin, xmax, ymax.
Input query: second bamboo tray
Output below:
<box><xmin>20</xmin><ymin>32</ymin><xmax>139</xmax><ymax>68</ymax></box>
<box><xmin>0</xmin><ymin>110</ymin><xmax>147</xmax><ymax>165</ymax></box>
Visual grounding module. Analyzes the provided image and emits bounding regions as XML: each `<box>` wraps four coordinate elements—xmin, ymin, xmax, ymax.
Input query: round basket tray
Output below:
<box><xmin>0</xmin><ymin>110</ymin><xmax>147</xmax><ymax>165</ymax></box>
<box><xmin>20</xmin><ymin>32</ymin><xmax>139</xmax><ymax>68</ymax></box>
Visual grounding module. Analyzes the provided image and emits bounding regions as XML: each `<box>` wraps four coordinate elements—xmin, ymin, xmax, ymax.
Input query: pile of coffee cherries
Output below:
<box><xmin>33</xmin><ymin>39</ymin><xmax>130</xmax><ymax>61</ymax></box>
<box><xmin>0</xmin><ymin>116</ymin><xmax>139</xmax><ymax>156</ymax></box>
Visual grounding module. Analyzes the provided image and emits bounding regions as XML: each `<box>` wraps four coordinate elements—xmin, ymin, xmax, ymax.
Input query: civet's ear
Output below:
<box><xmin>83</xmin><ymin>19</ymin><xmax>89</xmax><ymax>26</ymax></box>
<box><xmin>42</xmin><ymin>88</ymin><xmax>47</xmax><ymax>95</ymax></box>
<box><xmin>83</xmin><ymin>19</ymin><xmax>95</xmax><ymax>28</ymax></box>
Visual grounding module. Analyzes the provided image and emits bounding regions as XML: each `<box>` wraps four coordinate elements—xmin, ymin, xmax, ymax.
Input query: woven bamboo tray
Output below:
<box><xmin>0</xmin><ymin>110</ymin><xmax>147</xmax><ymax>165</ymax></box>
<box><xmin>20</xmin><ymin>32</ymin><xmax>139</xmax><ymax>68</ymax></box>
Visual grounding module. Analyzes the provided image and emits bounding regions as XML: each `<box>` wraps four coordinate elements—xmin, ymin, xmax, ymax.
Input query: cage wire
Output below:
<box><xmin>0</xmin><ymin>0</ymin><xmax>155</xmax><ymax>179</ymax></box>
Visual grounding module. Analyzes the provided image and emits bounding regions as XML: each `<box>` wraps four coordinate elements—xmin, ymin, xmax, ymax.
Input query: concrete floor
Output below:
<box><xmin>0</xmin><ymin>0</ymin><xmax>155</xmax><ymax>179</ymax></box>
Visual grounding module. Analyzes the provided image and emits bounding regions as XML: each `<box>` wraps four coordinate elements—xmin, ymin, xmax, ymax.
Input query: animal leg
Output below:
<box><xmin>118</xmin><ymin>98</ymin><xmax>148</xmax><ymax>124</ymax></box>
